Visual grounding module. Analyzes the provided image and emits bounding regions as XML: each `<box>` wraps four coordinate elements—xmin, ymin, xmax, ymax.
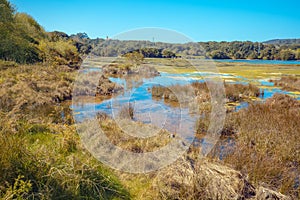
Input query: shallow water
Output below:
<box><xmin>72</xmin><ymin>66</ymin><xmax>300</xmax><ymax>156</ymax></box>
<box><xmin>72</xmin><ymin>71</ymin><xmax>201</xmax><ymax>142</ymax></box>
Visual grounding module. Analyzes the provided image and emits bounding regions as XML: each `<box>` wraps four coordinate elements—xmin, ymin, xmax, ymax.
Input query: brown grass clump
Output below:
<box><xmin>0</xmin><ymin>63</ymin><xmax>130</xmax><ymax>199</ymax></box>
<box><xmin>72</xmin><ymin>72</ymin><xmax>123</xmax><ymax>96</ymax></box>
<box><xmin>224</xmin><ymin>93</ymin><xmax>300</xmax><ymax>198</ymax></box>
<box><xmin>225</xmin><ymin>83</ymin><xmax>262</xmax><ymax>102</ymax></box>
<box><xmin>118</xmin><ymin>103</ymin><xmax>134</xmax><ymax>120</ymax></box>
<box><xmin>152</xmin><ymin>82</ymin><xmax>262</xmax><ymax>105</ymax></box>
<box><xmin>152</xmin><ymin>83</ymin><xmax>208</xmax><ymax>104</ymax></box>
<box><xmin>97</xmin><ymin>114</ymin><xmax>172</xmax><ymax>153</ymax></box>
<box><xmin>194</xmin><ymin>93</ymin><xmax>299</xmax><ymax>198</ymax></box>
<box><xmin>96</xmin><ymin>75</ymin><xmax>123</xmax><ymax>96</ymax></box>
<box><xmin>271</xmin><ymin>76</ymin><xmax>300</xmax><ymax>91</ymax></box>
<box><xmin>154</xmin><ymin>156</ymin><xmax>289</xmax><ymax>200</ymax></box>
<box><xmin>0</xmin><ymin>64</ymin><xmax>75</xmax><ymax>128</ymax></box>
<box><xmin>102</xmin><ymin>63</ymin><xmax>160</xmax><ymax>77</ymax></box>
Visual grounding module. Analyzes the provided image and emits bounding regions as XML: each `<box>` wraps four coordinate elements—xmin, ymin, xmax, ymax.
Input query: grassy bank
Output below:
<box><xmin>203</xmin><ymin>94</ymin><xmax>300</xmax><ymax>198</ymax></box>
<box><xmin>0</xmin><ymin>62</ymin><xmax>130</xmax><ymax>199</ymax></box>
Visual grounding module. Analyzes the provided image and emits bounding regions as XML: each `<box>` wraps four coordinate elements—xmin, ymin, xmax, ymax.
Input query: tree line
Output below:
<box><xmin>84</xmin><ymin>39</ymin><xmax>300</xmax><ymax>60</ymax></box>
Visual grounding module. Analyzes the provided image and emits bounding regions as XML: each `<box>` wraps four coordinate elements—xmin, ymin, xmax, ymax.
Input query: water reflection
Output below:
<box><xmin>72</xmin><ymin>68</ymin><xmax>300</xmax><ymax>160</ymax></box>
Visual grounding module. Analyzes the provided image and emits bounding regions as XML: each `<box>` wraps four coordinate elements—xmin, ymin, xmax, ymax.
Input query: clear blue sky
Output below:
<box><xmin>10</xmin><ymin>0</ymin><xmax>300</xmax><ymax>42</ymax></box>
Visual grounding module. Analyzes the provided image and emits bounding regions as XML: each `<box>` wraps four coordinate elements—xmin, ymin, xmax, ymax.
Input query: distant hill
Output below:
<box><xmin>79</xmin><ymin>38</ymin><xmax>299</xmax><ymax>60</ymax></box>
<box><xmin>263</xmin><ymin>39</ymin><xmax>300</xmax><ymax>45</ymax></box>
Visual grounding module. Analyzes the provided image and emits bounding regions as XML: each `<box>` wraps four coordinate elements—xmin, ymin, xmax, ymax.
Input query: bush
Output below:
<box><xmin>0</xmin><ymin>1</ymin><xmax>41</xmax><ymax>64</ymax></box>
<box><xmin>38</xmin><ymin>39</ymin><xmax>82</xmax><ymax>68</ymax></box>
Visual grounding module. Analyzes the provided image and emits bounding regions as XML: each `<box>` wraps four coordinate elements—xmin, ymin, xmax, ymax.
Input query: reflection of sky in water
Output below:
<box><xmin>72</xmin><ymin>68</ymin><xmax>300</xmax><ymax>157</ymax></box>
<box><xmin>262</xmin><ymin>87</ymin><xmax>300</xmax><ymax>100</ymax></box>
<box><xmin>72</xmin><ymin>72</ymin><xmax>200</xmax><ymax>141</ymax></box>
<box><xmin>81</xmin><ymin>67</ymin><xmax>102</xmax><ymax>74</ymax></box>
<box><xmin>259</xmin><ymin>79</ymin><xmax>275</xmax><ymax>87</ymax></box>
<box><xmin>235</xmin><ymin>102</ymin><xmax>249</xmax><ymax>111</ymax></box>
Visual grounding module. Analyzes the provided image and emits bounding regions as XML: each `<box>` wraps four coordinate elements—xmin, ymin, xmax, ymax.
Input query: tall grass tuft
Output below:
<box><xmin>271</xmin><ymin>76</ymin><xmax>300</xmax><ymax>91</ymax></box>
<box><xmin>0</xmin><ymin>124</ymin><xmax>130</xmax><ymax>199</ymax></box>
<box><xmin>223</xmin><ymin>94</ymin><xmax>300</xmax><ymax>198</ymax></box>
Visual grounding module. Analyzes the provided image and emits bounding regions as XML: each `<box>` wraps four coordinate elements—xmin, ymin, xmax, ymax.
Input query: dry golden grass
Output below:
<box><xmin>97</xmin><ymin>113</ymin><xmax>172</xmax><ymax>153</ymax></box>
<box><xmin>223</xmin><ymin>94</ymin><xmax>300</xmax><ymax>198</ymax></box>
<box><xmin>224</xmin><ymin>83</ymin><xmax>261</xmax><ymax>102</ymax></box>
<box><xmin>271</xmin><ymin>76</ymin><xmax>300</xmax><ymax>92</ymax></box>
<box><xmin>0</xmin><ymin>64</ymin><xmax>75</xmax><ymax>126</ymax></box>
<box><xmin>0</xmin><ymin>63</ymin><xmax>130</xmax><ymax>199</ymax></box>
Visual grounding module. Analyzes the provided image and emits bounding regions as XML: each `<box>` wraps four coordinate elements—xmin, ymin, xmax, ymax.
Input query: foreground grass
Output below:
<box><xmin>194</xmin><ymin>93</ymin><xmax>300</xmax><ymax>199</ymax></box>
<box><xmin>222</xmin><ymin>94</ymin><xmax>300</xmax><ymax>198</ymax></box>
<box><xmin>0</xmin><ymin>63</ymin><xmax>129</xmax><ymax>199</ymax></box>
<box><xmin>0</xmin><ymin>125</ymin><xmax>130</xmax><ymax>199</ymax></box>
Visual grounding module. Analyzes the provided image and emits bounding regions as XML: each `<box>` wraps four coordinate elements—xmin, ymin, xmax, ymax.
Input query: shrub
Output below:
<box><xmin>38</xmin><ymin>39</ymin><xmax>82</xmax><ymax>68</ymax></box>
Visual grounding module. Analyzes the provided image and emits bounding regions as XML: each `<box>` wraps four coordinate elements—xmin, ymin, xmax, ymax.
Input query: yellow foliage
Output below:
<box><xmin>14</xmin><ymin>13</ymin><xmax>46</xmax><ymax>40</ymax></box>
<box><xmin>38</xmin><ymin>39</ymin><xmax>81</xmax><ymax>67</ymax></box>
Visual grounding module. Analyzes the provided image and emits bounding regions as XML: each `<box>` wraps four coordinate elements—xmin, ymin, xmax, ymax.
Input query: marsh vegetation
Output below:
<box><xmin>1</xmin><ymin>0</ymin><xmax>300</xmax><ymax>199</ymax></box>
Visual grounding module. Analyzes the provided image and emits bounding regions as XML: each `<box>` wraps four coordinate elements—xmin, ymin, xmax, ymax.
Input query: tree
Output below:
<box><xmin>14</xmin><ymin>13</ymin><xmax>46</xmax><ymax>41</ymax></box>
<box><xmin>0</xmin><ymin>1</ymin><xmax>44</xmax><ymax>63</ymax></box>
<box><xmin>162</xmin><ymin>50</ymin><xmax>176</xmax><ymax>58</ymax></box>
<box><xmin>279</xmin><ymin>50</ymin><xmax>296</xmax><ymax>60</ymax></box>
<box><xmin>296</xmin><ymin>49</ymin><xmax>300</xmax><ymax>60</ymax></box>
<box><xmin>234</xmin><ymin>52</ymin><xmax>242</xmax><ymax>59</ymax></box>
<box><xmin>0</xmin><ymin>0</ymin><xmax>14</xmax><ymax>24</ymax></box>
<box><xmin>209</xmin><ymin>50</ymin><xmax>230</xmax><ymax>59</ymax></box>
<box><xmin>38</xmin><ymin>39</ymin><xmax>81</xmax><ymax>68</ymax></box>
<box><xmin>247</xmin><ymin>52</ymin><xmax>258</xmax><ymax>59</ymax></box>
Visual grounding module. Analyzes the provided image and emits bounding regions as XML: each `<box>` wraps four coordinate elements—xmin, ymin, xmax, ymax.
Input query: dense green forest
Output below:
<box><xmin>65</xmin><ymin>33</ymin><xmax>300</xmax><ymax>60</ymax></box>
